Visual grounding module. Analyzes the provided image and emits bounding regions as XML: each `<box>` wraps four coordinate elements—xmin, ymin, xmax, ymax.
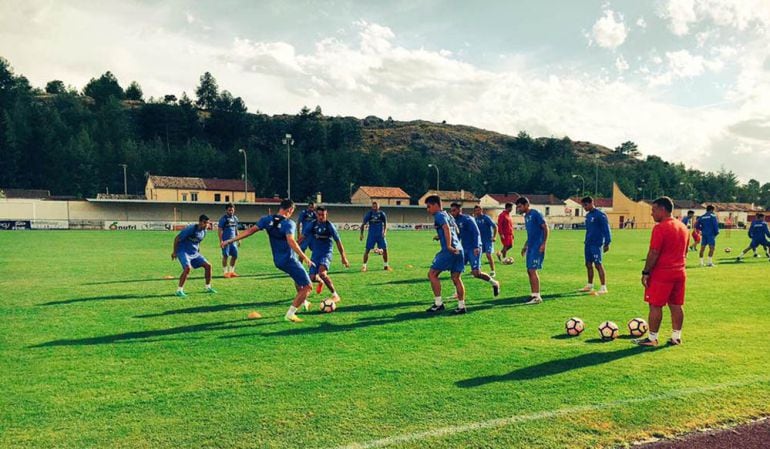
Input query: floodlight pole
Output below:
<box><xmin>283</xmin><ymin>134</ymin><xmax>294</xmax><ymax>199</ymax></box>
<box><xmin>118</xmin><ymin>164</ymin><xmax>127</xmax><ymax>195</ymax></box>
<box><xmin>428</xmin><ymin>164</ymin><xmax>440</xmax><ymax>191</ymax></box>
<box><xmin>238</xmin><ymin>149</ymin><xmax>247</xmax><ymax>200</ymax></box>
<box><xmin>572</xmin><ymin>174</ymin><xmax>585</xmax><ymax>196</ymax></box>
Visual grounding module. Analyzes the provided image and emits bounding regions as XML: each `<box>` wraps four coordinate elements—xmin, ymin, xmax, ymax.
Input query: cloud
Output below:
<box><xmin>615</xmin><ymin>55</ymin><xmax>630</xmax><ymax>72</ymax></box>
<box><xmin>658</xmin><ymin>0</ymin><xmax>770</xmax><ymax>36</ymax></box>
<box><xmin>636</xmin><ymin>17</ymin><xmax>648</xmax><ymax>29</ymax></box>
<box><xmin>590</xmin><ymin>9</ymin><xmax>629</xmax><ymax>49</ymax></box>
<box><xmin>659</xmin><ymin>0</ymin><xmax>697</xmax><ymax>35</ymax></box>
<box><xmin>646</xmin><ymin>49</ymin><xmax>725</xmax><ymax>86</ymax></box>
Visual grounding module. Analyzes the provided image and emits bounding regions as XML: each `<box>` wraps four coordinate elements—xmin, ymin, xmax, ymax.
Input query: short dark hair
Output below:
<box><xmin>706</xmin><ymin>205</ymin><xmax>715</xmax><ymax>212</ymax></box>
<box><xmin>450</xmin><ymin>202</ymin><xmax>462</xmax><ymax>209</ymax></box>
<box><xmin>473</xmin><ymin>205</ymin><xmax>481</xmax><ymax>209</ymax></box>
<box><xmin>424</xmin><ymin>195</ymin><xmax>441</xmax><ymax>206</ymax></box>
<box><xmin>225</xmin><ymin>203</ymin><xmax>235</xmax><ymax>209</ymax></box>
<box><xmin>280</xmin><ymin>199</ymin><xmax>295</xmax><ymax>210</ymax></box>
<box><xmin>652</xmin><ymin>196</ymin><xmax>674</xmax><ymax>213</ymax></box>
<box><xmin>687</xmin><ymin>210</ymin><xmax>694</xmax><ymax>215</ymax></box>
<box><xmin>515</xmin><ymin>197</ymin><xmax>529</xmax><ymax>206</ymax></box>
<box><xmin>757</xmin><ymin>212</ymin><xmax>765</xmax><ymax>219</ymax></box>
<box><xmin>504</xmin><ymin>202</ymin><xmax>513</xmax><ymax>209</ymax></box>
<box><xmin>581</xmin><ymin>196</ymin><xmax>593</xmax><ymax>204</ymax></box>
<box><xmin>372</xmin><ymin>201</ymin><xmax>379</xmax><ymax>206</ymax></box>
<box><xmin>199</xmin><ymin>214</ymin><xmax>210</xmax><ymax>221</ymax></box>
<box><xmin>316</xmin><ymin>206</ymin><xmax>326</xmax><ymax>212</ymax></box>
<box><xmin>308</xmin><ymin>201</ymin><xmax>315</xmax><ymax>207</ymax></box>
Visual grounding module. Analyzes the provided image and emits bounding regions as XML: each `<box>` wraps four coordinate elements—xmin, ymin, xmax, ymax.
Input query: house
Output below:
<box><xmin>145</xmin><ymin>175</ymin><xmax>256</xmax><ymax>203</ymax></box>
<box><xmin>671</xmin><ymin>199</ymin><xmax>706</xmax><ymax>220</ymax></box>
<box><xmin>565</xmin><ymin>197</ymin><xmax>614</xmax><ymax>218</ymax></box>
<box><xmin>351</xmin><ymin>186</ymin><xmax>411</xmax><ymax>206</ymax></box>
<box><xmin>0</xmin><ymin>189</ymin><xmax>51</xmax><ymax>199</ymax></box>
<box><xmin>705</xmin><ymin>202</ymin><xmax>762</xmax><ymax>227</ymax></box>
<box><xmin>417</xmin><ymin>190</ymin><xmax>479</xmax><ymax>209</ymax></box>
<box><xmin>479</xmin><ymin>193</ymin><xmax>567</xmax><ymax>217</ymax></box>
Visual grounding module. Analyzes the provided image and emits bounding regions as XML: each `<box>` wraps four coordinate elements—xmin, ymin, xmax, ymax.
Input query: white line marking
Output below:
<box><xmin>329</xmin><ymin>377</ymin><xmax>769</xmax><ymax>449</ymax></box>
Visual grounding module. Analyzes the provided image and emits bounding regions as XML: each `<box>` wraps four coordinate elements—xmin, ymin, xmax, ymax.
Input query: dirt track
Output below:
<box><xmin>634</xmin><ymin>419</ymin><xmax>770</xmax><ymax>449</ymax></box>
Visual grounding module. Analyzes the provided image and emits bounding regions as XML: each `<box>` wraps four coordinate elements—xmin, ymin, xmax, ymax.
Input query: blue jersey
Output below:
<box><xmin>681</xmin><ymin>215</ymin><xmax>694</xmax><ymax>228</ymax></box>
<box><xmin>257</xmin><ymin>215</ymin><xmax>298</xmax><ymax>266</ymax></box>
<box><xmin>298</xmin><ymin>209</ymin><xmax>317</xmax><ymax>231</ymax></box>
<box><xmin>177</xmin><ymin>224</ymin><xmax>206</xmax><ymax>255</ymax></box>
<box><xmin>695</xmin><ymin>212</ymin><xmax>719</xmax><ymax>237</ymax></box>
<box><xmin>218</xmin><ymin>214</ymin><xmax>239</xmax><ymax>241</ymax></box>
<box><xmin>455</xmin><ymin>214</ymin><xmax>481</xmax><ymax>252</ymax></box>
<box><xmin>524</xmin><ymin>209</ymin><xmax>547</xmax><ymax>248</ymax></box>
<box><xmin>434</xmin><ymin>211</ymin><xmax>461</xmax><ymax>251</ymax></box>
<box><xmin>748</xmin><ymin>219</ymin><xmax>770</xmax><ymax>241</ymax></box>
<box><xmin>474</xmin><ymin>214</ymin><xmax>496</xmax><ymax>242</ymax></box>
<box><xmin>585</xmin><ymin>208</ymin><xmax>611</xmax><ymax>246</ymax></box>
<box><xmin>303</xmin><ymin>220</ymin><xmax>341</xmax><ymax>258</ymax></box>
<box><xmin>363</xmin><ymin>210</ymin><xmax>387</xmax><ymax>235</ymax></box>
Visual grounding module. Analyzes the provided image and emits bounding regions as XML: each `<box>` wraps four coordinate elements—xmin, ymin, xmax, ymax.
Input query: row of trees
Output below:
<box><xmin>1</xmin><ymin>56</ymin><xmax>769</xmax><ymax>207</ymax></box>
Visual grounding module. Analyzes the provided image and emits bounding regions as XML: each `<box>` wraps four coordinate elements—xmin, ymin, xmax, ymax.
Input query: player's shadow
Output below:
<box><xmin>134</xmin><ymin>299</ymin><xmax>291</xmax><ymax>318</ymax></box>
<box><xmin>372</xmin><ymin>278</ymin><xmax>426</xmax><ymax>285</ymax></box>
<box><xmin>40</xmin><ymin>293</ymin><xmax>171</xmax><ymax>306</ymax></box>
<box><xmin>31</xmin><ymin>319</ymin><xmax>263</xmax><ymax>347</ymax></box>
<box><xmin>330</xmin><ymin>300</ymin><xmax>427</xmax><ymax>314</ymax></box>
<box><xmin>456</xmin><ymin>346</ymin><xmax>663</xmax><ymax>388</ymax></box>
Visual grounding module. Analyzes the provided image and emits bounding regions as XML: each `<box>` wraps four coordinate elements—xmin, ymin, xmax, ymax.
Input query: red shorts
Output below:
<box><xmin>500</xmin><ymin>235</ymin><xmax>513</xmax><ymax>247</ymax></box>
<box><xmin>644</xmin><ymin>277</ymin><xmax>685</xmax><ymax>307</ymax></box>
<box><xmin>692</xmin><ymin>231</ymin><xmax>701</xmax><ymax>243</ymax></box>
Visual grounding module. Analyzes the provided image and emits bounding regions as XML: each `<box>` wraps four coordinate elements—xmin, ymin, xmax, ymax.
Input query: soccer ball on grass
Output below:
<box><xmin>320</xmin><ymin>298</ymin><xmax>337</xmax><ymax>313</ymax></box>
<box><xmin>565</xmin><ymin>317</ymin><xmax>585</xmax><ymax>336</ymax></box>
<box><xmin>598</xmin><ymin>321</ymin><xmax>619</xmax><ymax>341</ymax></box>
<box><xmin>627</xmin><ymin>318</ymin><xmax>648</xmax><ymax>337</ymax></box>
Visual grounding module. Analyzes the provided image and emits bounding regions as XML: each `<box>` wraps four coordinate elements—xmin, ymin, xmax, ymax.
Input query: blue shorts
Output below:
<box><xmin>366</xmin><ymin>234</ymin><xmax>387</xmax><ymax>251</ymax></box>
<box><xmin>431</xmin><ymin>249</ymin><xmax>465</xmax><ymax>273</ymax></box>
<box><xmin>464</xmin><ymin>249</ymin><xmax>481</xmax><ymax>271</ymax></box>
<box><xmin>300</xmin><ymin>238</ymin><xmax>312</xmax><ymax>252</ymax></box>
<box><xmin>584</xmin><ymin>245</ymin><xmax>603</xmax><ymax>264</ymax></box>
<box><xmin>177</xmin><ymin>252</ymin><xmax>207</xmax><ymax>269</ymax></box>
<box><xmin>276</xmin><ymin>259</ymin><xmax>311</xmax><ymax>287</ymax></box>
<box><xmin>701</xmin><ymin>235</ymin><xmax>716</xmax><ymax>246</ymax></box>
<box><xmin>526</xmin><ymin>249</ymin><xmax>544</xmax><ymax>270</ymax></box>
<box><xmin>482</xmin><ymin>240</ymin><xmax>495</xmax><ymax>254</ymax></box>
<box><xmin>221</xmin><ymin>242</ymin><xmax>239</xmax><ymax>258</ymax></box>
<box><xmin>309</xmin><ymin>255</ymin><xmax>332</xmax><ymax>276</ymax></box>
<box><xmin>750</xmin><ymin>239</ymin><xmax>769</xmax><ymax>249</ymax></box>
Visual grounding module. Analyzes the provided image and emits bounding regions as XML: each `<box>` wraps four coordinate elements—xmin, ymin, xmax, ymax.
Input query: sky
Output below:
<box><xmin>2</xmin><ymin>0</ymin><xmax>769</xmax><ymax>183</ymax></box>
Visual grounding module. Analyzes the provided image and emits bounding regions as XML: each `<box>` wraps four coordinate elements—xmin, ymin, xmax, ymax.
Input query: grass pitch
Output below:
<box><xmin>1</xmin><ymin>229</ymin><xmax>769</xmax><ymax>449</ymax></box>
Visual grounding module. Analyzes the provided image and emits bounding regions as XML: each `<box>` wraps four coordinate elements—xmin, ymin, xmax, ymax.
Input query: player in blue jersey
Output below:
<box><xmin>360</xmin><ymin>201</ymin><xmax>391</xmax><ymax>271</ymax></box>
<box><xmin>424</xmin><ymin>195</ymin><xmax>466</xmax><ymax>314</ymax></box>
<box><xmin>578</xmin><ymin>197</ymin><xmax>612</xmax><ymax>295</ymax></box>
<box><xmin>737</xmin><ymin>213</ymin><xmax>770</xmax><ymax>261</ymax></box>
<box><xmin>473</xmin><ymin>205</ymin><xmax>498</xmax><ymax>277</ymax></box>
<box><xmin>299</xmin><ymin>206</ymin><xmax>350</xmax><ymax>301</ymax></box>
<box><xmin>516</xmin><ymin>197</ymin><xmax>549</xmax><ymax>305</ymax></box>
<box><xmin>681</xmin><ymin>210</ymin><xmax>698</xmax><ymax>251</ymax></box>
<box><xmin>218</xmin><ymin>203</ymin><xmax>240</xmax><ymax>278</ymax></box>
<box><xmin>172</xmin><ymin>214</ymin><xmax>216</xmax><ymax>297</ymax></box>
<box><xmin>297</xmin><ymin>202</ymin><xmax>317</xmax><ymax>253</ymax></box>
<box><xmin>450</xmin><ymin>203</ymin><xmax>500</xmax><ymax>297</ymax></box>
<box><xmin>221</xmin><ymin>199</ymin><xmax>315</xmax><ymax>323</ymax></box>
<box><xmin>695</xmin><ymin>205</ymin><xmax>720</xmax><ymax>266</ymax></box>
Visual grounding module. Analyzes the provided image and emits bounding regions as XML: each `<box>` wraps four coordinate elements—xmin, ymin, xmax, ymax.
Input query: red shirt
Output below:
<box><xmin>497</xmin><ymin>210</ymin><xmax>514</xmax><ymax>236</ymax></box>
<box><xmin>649</xmin><ymin>217</ymin><xmax>690</xmax><ymax>281</ymax></box>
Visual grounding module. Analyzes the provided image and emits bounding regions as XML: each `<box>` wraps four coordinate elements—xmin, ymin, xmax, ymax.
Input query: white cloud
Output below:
<box><xmin>590</xmin><ymin>9</ymin><xmax>629</xmax><ymax>49</ymax></box>
<box><xmin>659</xmin><ymin>0</ymin><xmax>697</xmax><ymax>35</ymax></box>
<box><xmin>636</xmin><ymin>17</ymin><xmax>648</xmax><ymax>29</ymax></box>
<box><xmin>658</xmin><ymin>0</ymin><xmax>770</xmax><ymax>36</ymax></box>
<box><xmin>615</xmin><ymin>55</ymin><xmax>630</xmax><ymax>72</ymax></box>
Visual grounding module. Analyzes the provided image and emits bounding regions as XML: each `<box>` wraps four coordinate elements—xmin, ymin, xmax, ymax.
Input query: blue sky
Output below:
<box><xmin>2</xmin><ymin>0</ymin><xmax>769</xmax><ymax>182</ymax></box>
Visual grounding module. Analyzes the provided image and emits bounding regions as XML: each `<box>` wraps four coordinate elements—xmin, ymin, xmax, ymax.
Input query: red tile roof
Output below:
<box><xmin>486</xmin><ymin>193</ymin><xmax>564</xmax><ymax>205</ymax></box>
<box><xmin>148</xmin><ymin>175</ymin><xmax>255</xmax><ymax>192</ymax></box>
<box><xmin>357</xmin><ymin>186</ymin><xmax>411</xmax><ymax>199</ymax></box>
<box><xmin>202</xmin><ymin>178</ymin><xmax>255</xmax><ymax>192</ymax></box>
<box><xmin>421</xmin><ymin>190</ymin><xmax>479</xmax><ymax>201</ymax></box>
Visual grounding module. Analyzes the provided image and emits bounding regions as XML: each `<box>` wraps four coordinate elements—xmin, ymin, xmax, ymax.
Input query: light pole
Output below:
<box><xmin>638</xmin><ymin>186</ymin><xmax>644</xmax><ymax>201</ymax></box>
<box><xmin>594</xmin><ymin>154</ymin><xmax>599</xmax><ymax>196</ymax></box>
<box><xmin>349</xmin><ymin>182</ymin><xmax>355</xmax><ymax>201</ymax></box>
<box><xmin>282</xmin><ymin>133</ymin><xmax>294</xmax><ymax>199</ymax></box>
<box><xmin>118</xmin><ymin>164</ymin><xmax>127</xmax><ymax>195</ymax></box>
<box><xmin>238</xmin><ymin>148</ymin><xmax>247</xmax><ymax>201</ymax></box>
<box><xmin>428</xmin><ymin>164</ymin><xmax>440</xmax><ymax>191</ymax></box>
<box><xmin>572</xmin><ymin>174</ymin><xmax>585</xmax><ymax>197</ymax></box>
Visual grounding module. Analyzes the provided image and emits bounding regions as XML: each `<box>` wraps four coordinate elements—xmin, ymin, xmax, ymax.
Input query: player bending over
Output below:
<box><xmin>737</xmin><ymin>213</ymin><xmax>770</xmax><ymax>262</ymax></box>
<box><xmin>517</xmin><ymin>197</ymin><xmax>549</xmax><ymax>305</ymax></box>
<box><xmin>222</xmin><ymin>199</ymin><xmax>315</xmax><ymax>323</ymax></box>
<box><xmin>473</xmin><ymin>205</ymin><xmax>498</xmax><ymax>276</ymax></box>
<box><xmin>450</xmin><ymin>203</ymin><xmax>500</xmax><ymax>298</ymax></box>
<box><xmin>299</xmin><ymin>206</ymin><xmax>350</xmax><ymax>301</ymax></box>
<box><xmin>425</xmin><ymin>195</ymin><xmax>467</xmax><ymax>314</ymax></box>
<box><xmin>172</xmin><ymin>214</ymin><xmax>216</xmax><ymax>297</ymax></box>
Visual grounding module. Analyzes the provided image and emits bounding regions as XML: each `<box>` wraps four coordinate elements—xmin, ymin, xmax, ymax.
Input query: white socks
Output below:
<box><xmin>585</xmin><ymin>283</ymin><xmax>594</xmax><ymax>289</ymax></box>
<box><xmin>599</xmin><ymin>285</ymin><xmax>608</xmax><ymax>292</ymax></box>
<box><xmin>205</xmin><ymin>284</ymin><xmax>212</xmax><ymax>289</ymax></box>
<box><xmin>708</xmin><ymin>257</ymin><xmax>713</xmax><ymax>264</ymax></box>
<box><xmin>458</xmin><ymin>300</ymin><xmax>466</xmax><ymax>309</ymax></box>
<box><xmin>286</xmin><ymin>305</ymin><xmax>298</xmax><ymax>318</ymax></box>
<box><xmin>532</xmin><ymin>292</ymin><xmax>541</xmax><ymax>298</ymax></box>
<box><xmin>332</xmin><ymin>292</ymin><xmax>340</xmax><ymax>299</ymax></box>
<box><xmin>699</xmin><ymin>258</ymin><xmax>704</xmax><ymax>265</ymax></box>
<box><xmin>434</xmin><ymin>296</ymin><xmax>443</xmax><ymax>306</ymax></box>
<box><xmin>177</xmin><ymin>286</ymin><xmax>184</xmax><ymax>292</ymax></box>
<box><xmin>648</xmin><ymin>331</ymin><xmax>658</xmax><ymax>342</ymax></box>
<box><xmin>384</xmin><ymin>262</ymin><xmax>389</xmax><ymax>268</ymax></box>
<box><xmin>672</xmin><ymin>330</ymin><xmax>682</xmax><ymax>340</ymax></box>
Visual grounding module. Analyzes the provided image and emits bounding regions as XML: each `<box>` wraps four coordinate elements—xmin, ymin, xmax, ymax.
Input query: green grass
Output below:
<box><xmin>1</xmin><ymin>229</ymin><xmax>769</xmax><ymax>449</ymax></box>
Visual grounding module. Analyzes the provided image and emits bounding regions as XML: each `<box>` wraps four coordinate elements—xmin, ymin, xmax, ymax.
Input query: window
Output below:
<box><xmin>214</xmin><ymin>193</ymin><xmax>221</xmax><ymax>202</ymax></box>
<box><xmin>225</xmin><ymin>195</ymin><xmax>230</xmax><ymax>202</ymax></box>
<box><xmin>191</xmin><ymin>192</ymin><xmax>198</xmax><ymax>202</ymax></box>
<box><xmin>575</xmin><ymin>208</ymin><xmax>580</xmax><ymax>217</ymax></box>
<box><xmin>396</xmin><ymin>201</ymin><xmax>402</xmax><ymax>205</ymax></box>
<box><xmin>181</xmin><ymin>193</ymin><xmax>188</xmax><ymax>201</ymax></box>
<box><xmin>545</xmin><ymin>206</ymin><xmax>550</xmax><ymax>216</ymax></box>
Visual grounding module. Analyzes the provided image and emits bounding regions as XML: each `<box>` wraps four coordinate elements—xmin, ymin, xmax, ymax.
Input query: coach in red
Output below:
<box><xmin>636</xmin><ymin>196</ymin><xmax>690</xmax><ymax>347</ymax></box>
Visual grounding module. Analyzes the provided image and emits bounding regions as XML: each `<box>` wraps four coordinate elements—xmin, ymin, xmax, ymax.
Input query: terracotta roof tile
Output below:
<box><xmin>358</xmin><ymin>186</ymin><xmax>411</xmax><ymax>199</ymax></box>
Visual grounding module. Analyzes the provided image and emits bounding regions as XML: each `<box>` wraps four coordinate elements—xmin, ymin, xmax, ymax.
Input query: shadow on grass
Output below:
<box><xmin>31</xmin><ymin>319</ymin><xmax>264</xmax><ymax>347</ymax></box>
<box><xmin>456</xmin><ymin>346</ymin><xmax>665</xmax><ymax>388</ymax></box>
<box><xmin>83</xmin><ymin>269</ymin><xmax>360</xmax><ymax>286</ymax></box>
<box><xmin>134</xmin><ymin>299</ymin><xmax>293</xmax><ymax>318</ymax></box>
<box><xmin>372</xmin><ymin>278</ymin><xmax>426</xmax><ymax>286</ymax></box>
<box><xmin>41</xmin><ymin>293</ymin><xmax>171</xmax><ymax>306</ymax></box>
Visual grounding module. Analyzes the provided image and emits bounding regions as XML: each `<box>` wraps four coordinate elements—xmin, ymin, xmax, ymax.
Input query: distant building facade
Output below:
<box><xmin>145</xmin><ymin>175</ymin><xmax>256</xmax><ymax>203</ymax></box>
<box><xmin>351</xmin><ymin>186</ymin><xmax>411</xmax><ymax>206</ymax></box>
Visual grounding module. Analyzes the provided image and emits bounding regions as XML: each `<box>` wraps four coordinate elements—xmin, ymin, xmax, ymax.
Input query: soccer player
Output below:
<box><xmin>496</xmin><ymin>202</ymin><xmax>515</xmax><ymax>262</ymax></box>
<box><xmin>681</xmin><ymin>210</ymin><xmax>698</xmax><ymax>251</ymax></box>
<box><xmin>737</xmin><ymin>213</ymin><xmax>770</xmax><ymax>261</ymax></box>
<box><xmin>695</xmin><ymin>205</ymin><xmax>719</xmax><ymax>266</ymax></box>
<box><xmin>450</xmin><ymin>203</ymin><xmax>500</xmax><ymax>297</ymax></box>
<box><xmin>473</xmin><ymin>205</ymin><xmax>498</xmax><ymax>276</ymax></box>
<box><xmin>578</xmin><ymin>197</ymin><xmax>611</xmax><ymax>295</ymax></box>
<box><xmin>221</xmin><ymin>199</ymin><xmax>314</xmax><ymax>323</ymax></box>
<box><xmin>299</xmin><ymin>206</ymin><xmax>351</xmax><ymax>301</ymax></box>
<box><xmin>297</xmin><ymin>202</ymin><xmax>317</xmax><ymax>252</ymax></box>
<box><xmin>172</xmin><ymin>214</ymin><xmax>216</xmax><ymax>297</ymax></box>
<box><xmin>360</xmin><ymin>201</ymin><xmax>391</xmax><ymax>271</ymax></box>
<box><xmin>635</xmin><ymin>197</ymin><xmax>689</xmax><ymax>346</ymax></box>
<box><xmin>218</xmin><ymin>203</ymin><xmax>240</xmax><ymax>278</ymax></box>
<box><xmin>516</xmin><ymin>197</ymin><xmax>549</xmax><ymax>305</ymax></box>
<box><xmin>425</xmin><ymin>195</ymin><xmax>466</xmax><ymax>314</ymax></box>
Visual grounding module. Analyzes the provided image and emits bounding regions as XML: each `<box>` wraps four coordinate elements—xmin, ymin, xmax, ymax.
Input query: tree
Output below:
<box><xmin>195</xmin><ymin>72</ymin><xmax>218</xmax><ymax>109</ymax></box>
<box><xmin>45</xmin><ymin>80</ymin><xmax>66</xmax><ymax>94</ymax></box>
<box><xmin>83</xmin><ymin>71</ymin><xmax>124</xmax><ymax>104</ymax></box>
<box><xmin>163</xmin><ymin>94</ymin><xmax>177</xmax><ymax>104</ymax></box>
<box><xmin>614</xmin><ymin>141</ymin><xmax>641</xmax><ymax>158</ymax></box>
<box><xmin>125</xmin><ymin>81</ymin><xmax>143</xmax><ymax>101</ymax></box>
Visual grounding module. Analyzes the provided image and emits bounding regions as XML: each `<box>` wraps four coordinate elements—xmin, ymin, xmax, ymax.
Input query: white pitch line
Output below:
<box><xmin>329</xmin><ymin>377</ymin><xmax>770</xmax><ymax>449</ymax></box>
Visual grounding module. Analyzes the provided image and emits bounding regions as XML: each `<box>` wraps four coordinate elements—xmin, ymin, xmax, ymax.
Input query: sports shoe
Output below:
<box><xmin>452</xmin><ymin>307</ymin><xmax>467</xmax><ymax>315</ymax></box>
<box><xmin>736</xmin><ymin>257</ymin><xmax>743</xmax><ymax>262</ymax></box>
<box><xmin>361</xmin><ymin>265</ymin><xmax>368</xmax><ymax>272</ymax></box>
<box><xmin>332</xmin><ymin>295</ymin><xmax>341</xmax><ymax>303</ymax></box>
<box><xmin>175</xmin><ymin>290</ymin><xmax>187</xmax><ymax>298</ymax></box>
<box><xmin>384</xmin><ymin>266</ymin><xmax>393</xmax><ymax>271</ymax></box>
<box><xmin>285</xmin><ymin>315</ymin><xmax>304</xmax><ymax>323</ymax></box>
<box><xmin>426</xmin><ymin>303</ymin><xmax>445</xmax><ymax>313</ymax></box>
<box><xmin>754</xmin><ymin>253</ymin><xmax>760</xmax><ymax>258</ymax></box>
<box><xmin>492</xmin><ymin>282</ymin><xmax>500</xmax><ymax>297</ymax></box>
<box><xmin>524</xmin><ymin>296</ymin><xmax>543</xmax><ymax>305</ymax></box>
<box><xmin>302</xmin><ymin>300</ymin><xmax>312</xmax><ymax>312</ymax></box>
<box><xmin>593</xmin><ymin>289</ymin><xmax>608</xmax><ymax>296</ymax></box>
<box><xmin>633</xmin><ymin>337</ymin><xmax>658</xmax><ymax>346</ymax></box>
<box><xmin>578</xmin><ymin>286</ymin><xmax>593</xmax><ymax>293</ymax></box>
<box><xmin>229</xmin><ymin>272</ymin><xmax>240</xmax><ymax>277</ymax></box>
<box><xmin>223</xmin><ymin>272</ymin><xmax>232</xmax><ymax>278</ymax></box>
<box><xmin>706</xmin><ymin>263</ymin><xmax>715</xmax><ymax>267</ymax></box>
<box><xmin>205</xmin><ymin>287</ymin><xmax>217</xmax><ymax>294</ymax></box>
<box><xmin>315</xmin><ymin>282</ymin><xmax>324</xmax><ymax>294</ymax></box>
<box><xmin>667</xmin><ymin>338</ymin><xmax>682</xmax><ymax>346</ymax></box>
<box><xmin>490</xmin><ymin>271</ymin><xmax>496</xmax><ymax>277</ymax></box>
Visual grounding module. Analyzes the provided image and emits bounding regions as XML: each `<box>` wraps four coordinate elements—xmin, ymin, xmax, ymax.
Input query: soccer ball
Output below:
<box><xmin>724</xmin><ymin>247</ymin><xmax>732</xmax><ymax>253</ymax></box>
<box><xmin>502</xmin><ymin>257</ymin><xmax>514</xmax><ymax>265</ymax></box>
<box><xmin>627</xmin><ymin>318</ymin><xmax>648</xmax><ymax>337</ymax></box>
<box><xmin>320</xmin><ymin>298</ymin><xmax>337</xmax><ymax>313</ymax></box>
<box><xmin>565</xmin><ymin>317</ymin><xmax>585</xmax><ymax>336</ymax></box>
<box><xmin>598</xmin><ymin>321</ymin><xmax>619</xmax><ymax>341</ymax></box>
